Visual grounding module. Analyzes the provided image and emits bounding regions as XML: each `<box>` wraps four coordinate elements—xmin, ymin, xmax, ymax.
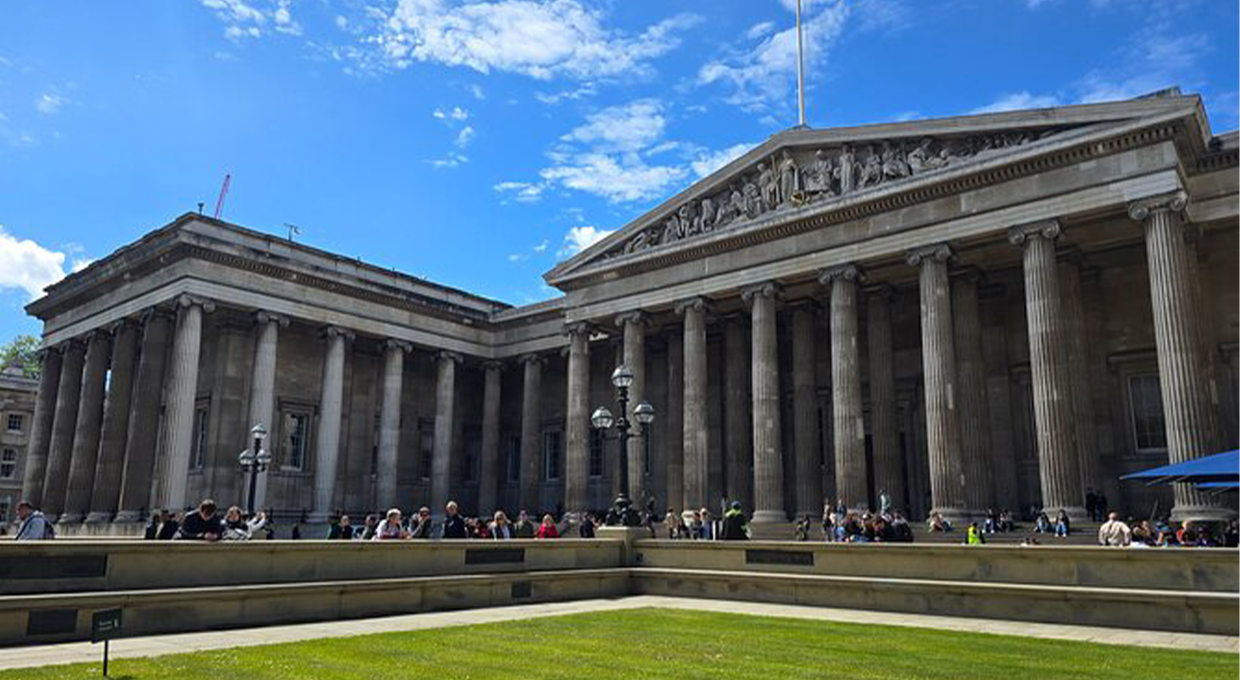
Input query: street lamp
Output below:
<box><xmin>238</xmin><ymin>423</ymin><xmax>272</xmax><ymax>515</ymax></box>
<box><xmin>592</xmin><ymin>364</ymin><xmax>655</xmax><ymax>526</ymax></box>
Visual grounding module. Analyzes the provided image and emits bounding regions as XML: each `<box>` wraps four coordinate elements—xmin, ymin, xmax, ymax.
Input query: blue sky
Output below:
<box><xmin>0</xmin><ymin>0</ymin><xmax>1236</xmax><ymax>339</ymax></box>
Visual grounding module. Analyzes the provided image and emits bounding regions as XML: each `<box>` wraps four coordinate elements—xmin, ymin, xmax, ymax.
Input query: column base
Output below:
<box><xmin>306</xmin><ymin>512</ymin><xmax>330</xmax><ymax>525</ymax></box>
<box><xmin>1170</xmin><ymin>504</ymin><xmax>1238</xmax><ymax>524</ymax></box>
<box><xmin>113</xmin><ymin>510</ymin><xmax>145</xmax><ymax>523</ymax></box>
<box><xmin>57</xmin><ymin>512</ymin><xmax>84</xmax><ymax>524</ymax></box>
<box><xmin>84</xmin><ymin>512</ymin><xmax>113</xmax><ymax>524</ymax></box>
<box><xmin>748</xmin><ymin>520</ymin><xmax>795</xmax><ymax>541</ymax></box>
<box><xmin>931</xmin><ymin>507</ymin><xmax>972</xmax><ymax>528</ymax></box>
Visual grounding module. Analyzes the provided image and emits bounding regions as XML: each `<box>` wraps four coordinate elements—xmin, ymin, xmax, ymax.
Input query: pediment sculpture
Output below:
<box><xmin>612</xmin><ymin>128</ymin><xmax>1063</xmax><ymax>258</ymax></box>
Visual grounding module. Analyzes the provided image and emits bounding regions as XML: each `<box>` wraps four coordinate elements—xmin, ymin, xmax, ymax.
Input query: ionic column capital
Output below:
<box><xmin>437</xmin><ymin>350</ymin><xmax>464</xmax><ymax>365</ymax></box>
<box><xmin>563</xmin><ymin>321</ymin><xmax>594</xmax><ymax>338</ymax></box>
<box><xmin>906</xmin><ymin>243</ymin><xmax>954</xmax><ymax>268</ymax></box>
<box><xmin>1127</xmin><ymin>190</ymin><xmax>1187</xmax><ymax>222</ymax></box>
<box><xmin>740</xmin><ymin>280</ymin><xmax>783</xmax><ymax>304</ymax></box>
<box><xmin>481</xmin><ymin>359</ymin><xmax>506</xmax><ymax>372</ymax></box>
<box><xmin>384</xmin><ymin>338</ymin><xmax>413</xmax><ymax>354</ymax></box>
<box><xmin>1008</xmin><ymin>219</ymin><xmax>1062</xmax><ymax>248</ymax></box>
<box><xmin>519</xmin><ymin>352</ymin><xmax>546</xmax><ymax>367</ymax></box>
<box><xmin>673</xmin><ymin>296</ymin><xmax>713</xmax><ymax>316</ymax></box>
<box><xmin>175</xmin><ymin>294</ymin><xmax>216</xmax><ymax>313</ymax></box>
<box><xmin>138</xmin><ymin>306</ymin><xmax>175</xmax><ymax>325</ymax></box>
<box><xmin>818</xmin><ymin>263</ymin><xmax>865</xmax><ymax>286</ymax></box>
<box><xmin>614</xmin><ymin>310</ymin><xmax>649</xmax><ymax>328</ymax></box>
<box><xmin>255</xmin><ymin>310</ymin><xmax>290</xmax><ymax>328</ymax></box>
<box><xmin>322</xmin><ymin>325</ymin><xmax>355</xmax><ymax>342</ymax></box>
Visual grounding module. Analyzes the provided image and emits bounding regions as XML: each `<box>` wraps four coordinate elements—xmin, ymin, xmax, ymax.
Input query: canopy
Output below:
<box><xmin>1196</xmin><ymin>481</ymin><xmax>1240</xmax><ymax>489</ymax></box>
<box><xmin>1121</xmin><ymin>450</ymin><xmax>1240</xmax><ymax>484</ymax></box>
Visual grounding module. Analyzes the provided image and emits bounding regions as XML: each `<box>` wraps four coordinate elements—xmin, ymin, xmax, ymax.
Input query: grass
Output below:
<box><xmin>7</xmin><ymin>608</ymin><xmax>1236</xmax><ymax>680</ymax></box>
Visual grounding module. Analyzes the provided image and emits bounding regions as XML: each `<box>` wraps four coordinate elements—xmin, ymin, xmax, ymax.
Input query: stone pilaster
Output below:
<box><xmin>951</xmin><ymin>269</ymin><xmax>995</xmax><ymax>515</ymax></box>
<box><xmin>906</xmin><ymin>244</ymin><xmax>968</xmax><ymax>523</ymax></box>
<box><xmin>61</xmin><ymin>329</ymin><xmax>111</xmax><ymax>523</ymax></box>
<box><xmin>663</xmin><ymin>321</ymin><xmax>685</xmax><ymax>514</ymax></box>
<box><xmin>676</xmin><ymin>298</ymin><xmax>711</xmax><ymax>513</ymax></box>
<box><xmin>478</xmin><ymin>360</ymin><xmax>503</xmax><ymax>514</ymax></box>
<box><xmin>564</xmin><ymin>324</ymin><xmax>592</xmax><ymax>515</ymax></box>
<box><xmin>41</xmin><ymin>339</ymin><xmax>85</xmax><ymax>520</ymax></box>
<box><xmin>519</xmin><ymin>353</ymin><xmax>545</xmax><ymax>510</ymax></box>
<box><xmin>822</xmin><ymin>264</ymin><xmax>867</xmax><ymax>511</ymax></box>
<box><xmin>789</xmin><ymin>300</ymin><xmax>822</xmax><ymax>517</ymax></box>
<box><xmin>1129</xmin><ymin>192</ymin><xmax>1230</xmax><ymax>521</ymax></box>
<box><xmin>723</xmin><ymin>315</ymin><xmax>752</xmax><ymax>510</ymax></box>
<box><xmin>156</xmin><ymin>295</ymin><xmax>213</xmax><ymax>512</ymax></box>
<box><xmin>615</xmin><ymin>311</ymin><xmax>649</xmax><ymax>504</ymax></box>
<box><xmin>1057</xmin><ymin>255</ymin><xmax>1101</xmax><ymax>497</ymax></box>
<box><xmin>86</xmin><ymin>320</ymin><xmax>140</xmax><ymax>523</ymax></box>
<box><xmin>375</xmin><ymin>338</ymin><xmax>411</xmax><ymax>511</ymax></box>
<box><xmin>19</xmin><ymin>346</ymin><xmax>62</xmax><ymax>509</ymax></box>
<box><xmin>866</xmin><ymin>285</ymin><xmax>904</xmax><ymax>513</ymax></box>
<box><xmin>309</xmin><ymin>325</ymin><xmax>352</xmax><ymax>523</ymax></box>
<box><xmin>1009</xmin><ymin>220</ymin><xmax>1085</xmax><ymax>521</ymax></box>
<box><xmin>246</xmin><ymin>312</ymin><xmax>287</xmax><ymax>512</ymax></box>
<box><xmin>116</xmin><ymin>309</ymin><xmax>173</xmax><ymax>521</ymax></box>
<box><xmin>431</xmin><ymin>351</ymin><xmax>462</xmax><ymax>516</ymax></box>
<box><xmin>741</xmin><ymin>281</ymin><xmax>785</xmax><ymax>523</ymax></box>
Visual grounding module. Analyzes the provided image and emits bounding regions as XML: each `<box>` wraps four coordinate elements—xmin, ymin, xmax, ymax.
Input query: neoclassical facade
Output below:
<box><xmin>19</xmin><ymin>92</ymin><xmax>1240</xmax><ymax>530</ymax></box>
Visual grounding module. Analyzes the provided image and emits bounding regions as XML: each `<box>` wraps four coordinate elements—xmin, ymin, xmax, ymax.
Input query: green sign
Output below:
<box><xmin>91</xmin><ymin>608</ymin><xmax>122</xmax><ymax>643</ymax></box>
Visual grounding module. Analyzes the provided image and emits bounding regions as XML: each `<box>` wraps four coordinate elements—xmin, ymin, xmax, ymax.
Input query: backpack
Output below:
<box><xmin>42</xmin><ymin>521</ymin><xmax>56</xmax><ymax>540</ymax></box>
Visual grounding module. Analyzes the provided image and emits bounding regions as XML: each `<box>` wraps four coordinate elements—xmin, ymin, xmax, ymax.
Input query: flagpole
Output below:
<box><xmin>796</xmin><ymin>0</ymin><xmax>806</xmax><ymax>127</ymax></box>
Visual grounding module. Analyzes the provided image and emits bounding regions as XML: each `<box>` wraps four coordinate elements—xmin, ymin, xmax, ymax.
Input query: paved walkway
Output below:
<box><xmin>3</xmin><ymin>596</ymin><xmax>1235</xmax><ymax>670</ymax></box>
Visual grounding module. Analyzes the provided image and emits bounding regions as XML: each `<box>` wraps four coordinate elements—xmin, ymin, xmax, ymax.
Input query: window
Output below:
<box><xmin>543</xmin><ymin>430</ymin><xmax>562</xmax><ymax>481</ymax></box>
<box><xmin>283</xmin><ymin>411</ymin><xmax>310</xmax><ymax>470</ymax></box>
<box><xmin>1128</xmin><ymin>374</ymin><xmax>1167</xmax><ymax>450</ymax></box>
<box><xmin>506</xmin><ymin>436</ymin><xmax>521</xmax><ymax>483</ymax></box>
<box><xmin>0</xmin><ymin>500</ymin><xmax>9</xmax><ymax>523</ymax></box>
<box><xmin>0</xmin><ymin>448</ymin><xmax>16</xmax><ymax>479</ymax></box>
<box><xmin>419</xmin><ymin>429</ymin><xmax>434</xmax><ymax>481</ymax></box>
<box><xmin>190</xmin><ymin>407</ymin><xmax>209</xmax><ymax>469</ymax></box>
<box><xmin>6</xmin><ymin>414</ymin><xmax>23</xmax><ymax>432</ymax></box>
<box><xmin>588</xmin><ymin>428</ymin><xmax>605</xmax><ymax>478</ymax></box>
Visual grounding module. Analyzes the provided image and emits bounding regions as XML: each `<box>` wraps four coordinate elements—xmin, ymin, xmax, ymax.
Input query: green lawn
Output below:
<box><xmin>7</xmin><ymin>608</ymin><xmax>1235</xmax><ymax>680</ymax></box>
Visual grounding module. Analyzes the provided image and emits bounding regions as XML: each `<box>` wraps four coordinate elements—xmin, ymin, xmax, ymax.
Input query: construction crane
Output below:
<box><xmin>213</xmin><ymin>173</ymin><xmax>232</xmax><ymax>220</ymax></box>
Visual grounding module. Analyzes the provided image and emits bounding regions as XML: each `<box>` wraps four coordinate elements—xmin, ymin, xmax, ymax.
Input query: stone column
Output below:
<box><xmin>19</xmin><ymin>346</ymin><xmax>62</xmax><ymax>509</ymax></box>
<box><xmin>519</xmin><ymin>353</ymin><xmax>544</xmax><ymax>510</ymax></box>
<box><xmin>821</xmin><ymin>265</ymin><xmax>867</xmax><ymax>511</ymax></box>
<box><xmin>478</xmin><ymin>360</ymin><xmax>503</xmax><ymax>514</ymax></box>
<box><xmin>615</xmin><ymin>311</ymin><xmax>648</xmax><ymax>503</ymax></box>
<box><xmin>742</xmin><ymin>282</ymin><xmax>785</xmax><ymax>524</ymax></box>
<box><xmin>116</xmin><ymin>309</ymin><xmax>173</xmax><ymax>521</ymax></box>
<box><xmin>86</xmin><ymin>320</ymin><xmax>140</xmax><ymax>523</ymax></box>
<box><xmin>60</xmin><ymin>330</ymin><xmax>111</xmax><ymax>523</ymax></box>
<box><xmin>723</xmin><ymin>315</ymin><xmax>752</xmax><ymax>508</ymax></box>
<box><xmin>952</xmin><ymin>269</ymin><xmax>995</xmax><ymax>515</ymax></box>
<box><xmin>677</xmin><ymin>298</ymin><xmax>711</xmax><ymax>513</ymax></box>
<box><xmin>41</xmin><ymin>341</ymin><xmax>86</xmax><ymax>521</ymax></box>
<box><xmin>1058</xmin><ymin>255</ymin><xmax>1101</xmax><ymax>497</ymax></box>
<box><xmin>1009</xmin><ymin>221</ymin><xmax>1085</xmax><ymax>521</ymax></box>
<box><xmin>790</xmin><ymin>301</ymin><xmax>822</xmax><ymax>517</ymax></box>
<box><xmin>564</xmin><ymin>324</ymin><xmax>592</xmax><ymax>515</ymax></box>
<box><xmin>246</xmin><ymin>312</ymin><xmax>288</xmax><ymax>512</ymax></box>
<box><xmin>431</xmin><ymin>351</ymin><xmax>462</xmax><ymax>515</ymax></box>
<box><xmin>664</xmin><ymin>322</ymin><xmax>684</xmax><ymax>514</ymax></box>
<box><xmin>156</xmin><ymin>295</ymin><xmax>213</xmax><ymax>512</ymax></box>
<box><xmin>309</xmin><ymin>325</ymin><xmax>351</xmax><ymax>523</ymax></box>
<box><xmin>1129</xmin><ymin>192</ymin><xmax>1229</xmax><ymax>521</ymax></box>
<box><xmin>866</xmin><ymin>285</ymin><xmax>904</xmax><ymax>513</ymax></box>
<box><xmin>906</xmin><ymin>245</ymin><xmax>968</xmax><ymax>523</ymax></box>
<box><xmin>375</xmin><ymin>338</ymin><xmax>411</xmax><ymax>511</ymax></box>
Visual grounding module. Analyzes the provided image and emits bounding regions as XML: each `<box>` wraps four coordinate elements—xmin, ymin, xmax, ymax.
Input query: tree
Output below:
<box><xmin>0</xmin><ymin>335</ymin><xmax>41</xmax><ymax>379</ymax></box>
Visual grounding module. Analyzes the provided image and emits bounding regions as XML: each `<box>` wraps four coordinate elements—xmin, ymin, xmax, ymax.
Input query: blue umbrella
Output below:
<box><xmin>1121</xmin><ymin>450</ymin><xmax>1239</xmax><ymax>484</ymax></box>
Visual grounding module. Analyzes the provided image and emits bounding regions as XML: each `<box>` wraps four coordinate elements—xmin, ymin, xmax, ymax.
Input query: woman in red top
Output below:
<box><xmin>535</xmin><ymin>514</ymin><xmax>560</xmax><ymax>539</ymax></box>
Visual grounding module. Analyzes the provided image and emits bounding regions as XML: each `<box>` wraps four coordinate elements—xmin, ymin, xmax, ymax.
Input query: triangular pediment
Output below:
<box><xmin>545</xmin><ymin>93</ymin><xmax>1205</xmax><ymax>287</ymax></box>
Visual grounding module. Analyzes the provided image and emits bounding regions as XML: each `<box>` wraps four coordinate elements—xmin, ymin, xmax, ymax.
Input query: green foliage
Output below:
<box><xmin>3</xmin><ymin>608</ymin><xmax>1233</xmax><ymax>680</ymax></box>
<box><xmin>0</xmin><ymin>334</ymin><xmax>40</xmax><ymax>379</ymax></box>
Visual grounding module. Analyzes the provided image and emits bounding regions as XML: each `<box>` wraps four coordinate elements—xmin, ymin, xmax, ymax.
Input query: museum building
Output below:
<box><xmin>17</xmin><ymin>92</ymin><xmax>1240</xmax><ymax>531</ymax></box>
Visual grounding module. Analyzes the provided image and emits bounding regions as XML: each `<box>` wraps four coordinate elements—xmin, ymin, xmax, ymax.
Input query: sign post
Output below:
<box><xmin>91</xmin><ymin>608</ymin><xmax>122</xmax><ymax>677</ymax></box>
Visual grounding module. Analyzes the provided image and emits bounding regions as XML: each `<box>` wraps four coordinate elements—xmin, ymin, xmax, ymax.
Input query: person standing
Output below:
<box><xmin>13</xmin><ymin>501</ymin><xmax>54</xmax><ymax>540</ymax></box>
<box><xmin>514</xmin><ymin>510</ymin><xmax>536</xmax><ymax>538</ymax></box>
<box><xmin>578</xmin><ymin>513</ymin><xmax>596</xmax><ymax>538</ymax></box>
<box><xmin>535</xmin><ymin>514</ymin><xmax>560</xmax><ymax>539</ymax></box>
<box><xmin>442</xmin><ymin>501</ymin><xmax>467</xmax><ymax>539</ymax></box>
<box><xmin>1097</xmin><ymin>512</ymin><xmax>1132</xmax><ymax>547</ymax></box>
<box><xmin>410</xmin><ymin>507</ymin><xmax>433</xmax><ymax>539</ymax></box>
<box><xmin>719</xmin><ymin>501</ymin><xmax>748</xmax><ymax>540</ymax></box>
<box><xmin>490</xmin><ymin>511</ymin><xmax>514</xmax><ymax>539</ymax></box>
<box><xmin>176</xmin><ymin>499</ymin><xmax>224</xmax><ymax>541</ymax></box>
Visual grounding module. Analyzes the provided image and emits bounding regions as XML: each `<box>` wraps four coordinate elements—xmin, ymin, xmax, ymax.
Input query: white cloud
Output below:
<box><xmin>200</xmin><ymin>0</ymin><xmax>301</xmax><ymax>41</ymax></box>
<box><xmin>507</xmin><ymin>253</ymin><xmax>529</xmax><ymax>262</ymax></box>
<box><xmin>0</xmin><ymin>226</ymin><xmax>75</xmax><ymax>299</ymax></box>
<box><xmin>690</xmin><ymin>142</ymin><xmax>757</xmax><ymax>179</ymax></box>
<box><xmin>534</xmin><ymin>82</ymin><xmax>598</xmax><ymax>105</ymax></box>
<box><xmin>532</xmin><ymin>240</ymin><xmax>549</xmax><ymax>253</ymax></box>
<box><xmin>493</xmin><ymin>181</ymin><xmax>546</xmax><ymax>203</ymax></box>
<box><xmin>970</xmin><ymin>91</ymin><xmax>1062</xmax><ymax>114</ymax></box>
<box><xmin>469</xmin><ymin>84</ymin><xmax>486</xmax><ymax>100</ymax></box>
<box><xmin>429</xmin><ymin>152</ymin><xmax>469</xmax><ymax>168</ymax></box>
<box><xmin>746</xmin><ymin>21</ymin><xmax>775</xmax><ymax>40</ymax></box>
<box><xmin>35</xmin><ymin>93</ymin><xmax>66</xmax><ymax>115</ymax></box>
<box><xmin>365</xmin><ymin>1</ymin><xmax>700</xmax><ymax>80</ymax></box>
<box><xmin>559</xmin><ymin>225</ymin><xmax>615</xmax><ymax>257</ymax></box>
<box><xmin>433</xmin><ymin>106</ymin><xmax>469</xmax><ymax>121</ymax></box>
<box><xmin>455</xmin><ymin>125</ymin><xmax>475</xmax><ymax>147</ymax></box>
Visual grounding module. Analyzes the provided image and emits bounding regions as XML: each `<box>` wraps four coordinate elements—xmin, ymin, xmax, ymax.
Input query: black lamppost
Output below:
<box><xmin>238</xmin><ymin>423</ymin><xmax>272</xmax><ymax>515</ymax></box>
<box><xmin>591</xmin><ymin>365</ymin><xmax>655</xmax><ymax>526</ymax></box>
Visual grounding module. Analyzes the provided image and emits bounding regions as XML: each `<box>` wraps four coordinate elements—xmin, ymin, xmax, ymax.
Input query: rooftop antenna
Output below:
<box><xmin>197</xmin><ymin>202</ymin><xmax>205</xmax><ymax>215</ymax></box>
<box><xmin>213</xmin><ymin>173</ymin><xmax>232</xmax><ymax>220</ymax></box>
<box><xmin>284</xmin><ymin>223</ymin><xmax>302</xmax><ymax>241</ymax></box>
<box><xmin>795</xmin><ymin>0</ymin><xmax>807</xmax><ymax>128</ymax></box>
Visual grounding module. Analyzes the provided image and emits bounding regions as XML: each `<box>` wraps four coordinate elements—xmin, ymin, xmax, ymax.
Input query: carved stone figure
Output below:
<box><xmin>758</xmin><ymin>162</ymin><xmax>778</xmax><ymax>210</ymax></box>
<box><xmin>720</xmin><ymin>183</ymin><xmax>744</xmax><ymax>226</ymax></box>
<box><xmin>661</xmin><ymin>212</ymin><xmax>683</xmax><ymax>244</ymax></box>
<box><xmin>699</xmin><ymin>196</ymin><xmax>716</xmax><ymax>233</ymax></box>
<box><xmin>906</xmin><ymin>138</ymin><xmax>940</xmax><ymax>174</ymax></box>
<box><xmin>835</xmin><ymin>144</ymin><xmax>857</xmax><ymax>194</ymax></box>
<box><xmin>679</xmin><ymin>203</ymin><xmax>697</xmax><ymax>237</ymax></box>
<box><xmin>881</xmin><ymin>141</ymin><xmax>910</xmax><ymax>180</ymax></box>
<box><xmin>859</xmin><ymin>148</ymin><xmax>883</xmax><ymax>188</ymax></box>
<box><xmin>777</xmin><ymin>150</ymin><xmax>800</xmax><ymax>206</ymax></box>
<box><xmin>804</xmin><ymin>149</ymin><xmax>833</xmax><ymax>195</ymax></box>
<box><xmin>743</xmin><ymin>180</ymin><xmax>763</xmax><ymax>218</ymax></box>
